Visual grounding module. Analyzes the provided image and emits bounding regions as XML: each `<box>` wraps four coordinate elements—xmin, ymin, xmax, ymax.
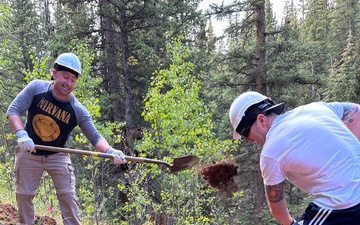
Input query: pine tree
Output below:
<box><xmin>326</xmin><ymin>35</ymin><xmax>360</xmax><ymax>102</ymax></box>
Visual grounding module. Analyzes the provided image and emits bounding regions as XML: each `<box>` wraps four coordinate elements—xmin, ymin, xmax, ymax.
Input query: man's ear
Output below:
<box><xmin>257</xmin><ymin>114</ymin><xmax>267</xmax><ymax>126</ymax></box>
<box><xmin>51</xmin><ymin>69</ymin><xmax>56</xmax><ymax>79</ymax></box>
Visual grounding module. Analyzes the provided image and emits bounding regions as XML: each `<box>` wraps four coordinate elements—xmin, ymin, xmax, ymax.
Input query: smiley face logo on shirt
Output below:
<box><xmin>32</xmin><ymin>114</ymin><xmax>60</xmax><ymax>142</ymax></box>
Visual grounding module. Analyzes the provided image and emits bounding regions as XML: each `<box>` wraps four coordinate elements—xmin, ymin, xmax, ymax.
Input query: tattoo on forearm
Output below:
<box><xmin>341</xmin><ymin>103</ymin><xmax>358</xmax><ymax>124</ymax></box>
<box><xmin>266</xmin><ymin>183</ymin><xmax>284</xmax><ymax>203</ymax></box>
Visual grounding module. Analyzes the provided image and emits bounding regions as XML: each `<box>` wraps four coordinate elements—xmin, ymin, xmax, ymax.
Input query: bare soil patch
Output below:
<box><xmin>0</xmin><ymin>201</ymin><xmax>57</xmax><ymax>225</ymax></box>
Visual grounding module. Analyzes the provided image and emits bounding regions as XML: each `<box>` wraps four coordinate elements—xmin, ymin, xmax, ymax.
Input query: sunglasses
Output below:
<box><xmin>237</xmin><ymin>117</ymin><xmax>257</xmax><ymax>138</ymax></box>
<box><xmin>240</xmin><ymin>124</ymin><xmax>252</xmax><ymax>138</ymax></box>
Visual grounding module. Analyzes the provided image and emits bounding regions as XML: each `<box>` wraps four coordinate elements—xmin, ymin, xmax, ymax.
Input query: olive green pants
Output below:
<box><xmin>15</xmin><ymin>148</ymin><xmax>81</xmax><ymax>225</ymax></box>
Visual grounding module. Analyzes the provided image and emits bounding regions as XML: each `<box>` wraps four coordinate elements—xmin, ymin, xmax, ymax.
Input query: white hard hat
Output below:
<box><xmin>229</xmin><ymin>91</ymin><xmax>285</xmax><ymax>139</ymax></box>
<box><xmin>54</xmin><ymin>53</ymin><xmax>81</xmax><ymax>76</ymax></box>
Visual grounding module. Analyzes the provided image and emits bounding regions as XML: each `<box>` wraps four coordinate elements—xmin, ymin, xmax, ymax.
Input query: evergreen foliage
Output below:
<box><xmin>326</xmin><ymin>35</ymin><xmax>360</xmax><ymax>102</ymax></box>
<box><xmin>0</xmin><ymin>0</ymin><xmax>358</xmax><ymax>224</ymax></box>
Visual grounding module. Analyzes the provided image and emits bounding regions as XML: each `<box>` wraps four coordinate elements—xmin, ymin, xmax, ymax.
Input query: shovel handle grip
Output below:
<box><xmin>34</xmin><ymin>145</ymin><xmax>171</xmax><ymax>167</ymax></box>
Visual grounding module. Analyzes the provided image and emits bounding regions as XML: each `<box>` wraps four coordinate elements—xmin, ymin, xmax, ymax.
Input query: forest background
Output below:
<box><xmin>0</xmin><ymin>0</ymin><xmax>359</xmax><ymax>224</ymax></box>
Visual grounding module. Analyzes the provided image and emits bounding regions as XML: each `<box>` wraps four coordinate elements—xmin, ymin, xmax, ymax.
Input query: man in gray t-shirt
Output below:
<box><xmin>7</xmin><ymin>53</ymin><xmax>127</xmax><ymax>225</ymax></box>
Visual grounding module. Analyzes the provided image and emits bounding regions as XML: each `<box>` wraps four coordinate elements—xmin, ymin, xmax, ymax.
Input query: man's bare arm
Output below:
<box><xmin>8</xmin><ymin>114</ymin><xmax>24</xmax><ymax>133</ymax></box>
<box><xmin>266</xmin><ymin>182</ymin><xmax>285</xmax><ymax>203</ymax></box>
<box><xmin>265</xmin><ymin>182</ymin><xmax>294</xmax><ymax>225</ymax></box>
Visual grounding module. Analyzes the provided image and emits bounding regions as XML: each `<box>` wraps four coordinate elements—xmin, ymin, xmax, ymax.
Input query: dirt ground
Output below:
<box><xmin>0</xmin><ymin>201</ymin><xmax>57</xmax><ymax>225</ymax></box>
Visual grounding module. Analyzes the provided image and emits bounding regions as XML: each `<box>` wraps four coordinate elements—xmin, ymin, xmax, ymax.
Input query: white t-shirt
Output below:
<box><xmin>260</xmin><ymin>102</ymin><xmax>360</xmax><ymax>209</ymax></box>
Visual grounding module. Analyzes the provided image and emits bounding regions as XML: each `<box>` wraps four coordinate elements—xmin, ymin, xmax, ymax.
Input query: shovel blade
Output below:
<box><xmin>170</xmin><ymin>155</ymin><xmax>199</xmax><ymax>173</ymax></box>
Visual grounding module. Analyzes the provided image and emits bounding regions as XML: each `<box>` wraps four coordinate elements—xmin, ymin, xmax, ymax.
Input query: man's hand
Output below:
<box><xmin>106</xmin><ymin>147</ymin><xmax>127</xmax><ymax>164</ymax></box>
<box><xmin>16</xmin><ymin>130</ymin><xmax>35</xmax><ymax>153</ymax></box>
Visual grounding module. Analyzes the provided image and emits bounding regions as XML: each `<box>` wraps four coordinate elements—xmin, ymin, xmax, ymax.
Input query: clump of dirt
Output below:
<box><xmin>0</xmin><ymin>202</ymin><xmax>18</xmax><ymax>224</ymax></box>
<box><xmin>198</xmin><ymin>161</ymin><xmax>240</xmax><ymax>196</ymax></box>
<box><xmin>0</xmin><ymin>201</ymin><xmax>57</xmax><ymax>225</ymax></box>
<box><xmin>34</xmin><ymin>215</ymin><xmax>57</xmax><ymax>225</ymax></box>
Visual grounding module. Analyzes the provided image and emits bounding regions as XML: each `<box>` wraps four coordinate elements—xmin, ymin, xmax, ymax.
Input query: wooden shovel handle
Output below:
<box><xmin>34</xmin><ymin>145</ymin><xmax>172</xmax><ymax>167</ymax></box>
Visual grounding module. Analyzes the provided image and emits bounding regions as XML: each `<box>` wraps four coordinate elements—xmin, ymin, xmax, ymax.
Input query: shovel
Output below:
<box><xmin>35</xmin><ymin>145</ymin><xmax>199</xmax><ymax>173</ymax></box>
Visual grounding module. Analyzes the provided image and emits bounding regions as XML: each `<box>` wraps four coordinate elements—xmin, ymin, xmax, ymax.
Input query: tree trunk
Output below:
<box><xmin>253</xmin><ymin>148</ymin><xmax>265</xmax><ymax>224</ymax></box>
<box><xmin>119</xmin><ymin>0</ymin><xmax>135</xmax><ymax>152</ymax></box>
<box><xmin>255</xmin><ymin>0</ymin><xmax>267</xmax><ymax>95</ymax></box>
<box><xmin>254</xmin><ymin>0</ymin><xmax>266</xmax><ymax>223</ymax></box>
<box><xmin>100</xmin><ymin>0</ymin><xmax>122</xmax><ymax>122</ymax></box>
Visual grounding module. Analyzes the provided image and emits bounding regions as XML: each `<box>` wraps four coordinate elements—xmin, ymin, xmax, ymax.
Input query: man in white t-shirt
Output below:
<box><xmin>229</xmin><ymin>91</ymin><xmax>360</xmax><ymax>225</ymax></box>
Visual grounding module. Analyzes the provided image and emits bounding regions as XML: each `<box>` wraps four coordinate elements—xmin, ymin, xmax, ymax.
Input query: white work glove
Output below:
<box><xmin>106</xmin><ymin>147</ymin><xmax>127</xmax><ymax>164</ymax></box>
<box><xmin>16</xmin><ymin>130</ymin><xmax>36</xmax><ymax>153</ymax></box>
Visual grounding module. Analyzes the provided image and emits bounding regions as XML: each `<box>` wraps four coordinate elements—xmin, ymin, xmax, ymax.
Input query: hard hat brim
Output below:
<box><xmin>233</xmin><ymin>130</ymin><xmax>241</xmax><ymax>140</ymax></box>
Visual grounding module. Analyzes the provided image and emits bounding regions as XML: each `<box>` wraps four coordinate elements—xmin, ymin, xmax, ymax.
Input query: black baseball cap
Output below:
<box><xmin>51</xmin><ymin>64</ymin><xmax>79</xmax><ymax>80</ymax></box>
<box><xmin>235</xmin><ymin>100</ymin><xmax>285</xmax><ymax>135</ymax></box>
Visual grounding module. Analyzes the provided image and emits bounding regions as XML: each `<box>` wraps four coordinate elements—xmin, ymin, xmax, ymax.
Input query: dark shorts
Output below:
<box><xmin>295</xmin><ymin>202</ymin><xmax>360</xmax><ymax>225</ymax></box>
